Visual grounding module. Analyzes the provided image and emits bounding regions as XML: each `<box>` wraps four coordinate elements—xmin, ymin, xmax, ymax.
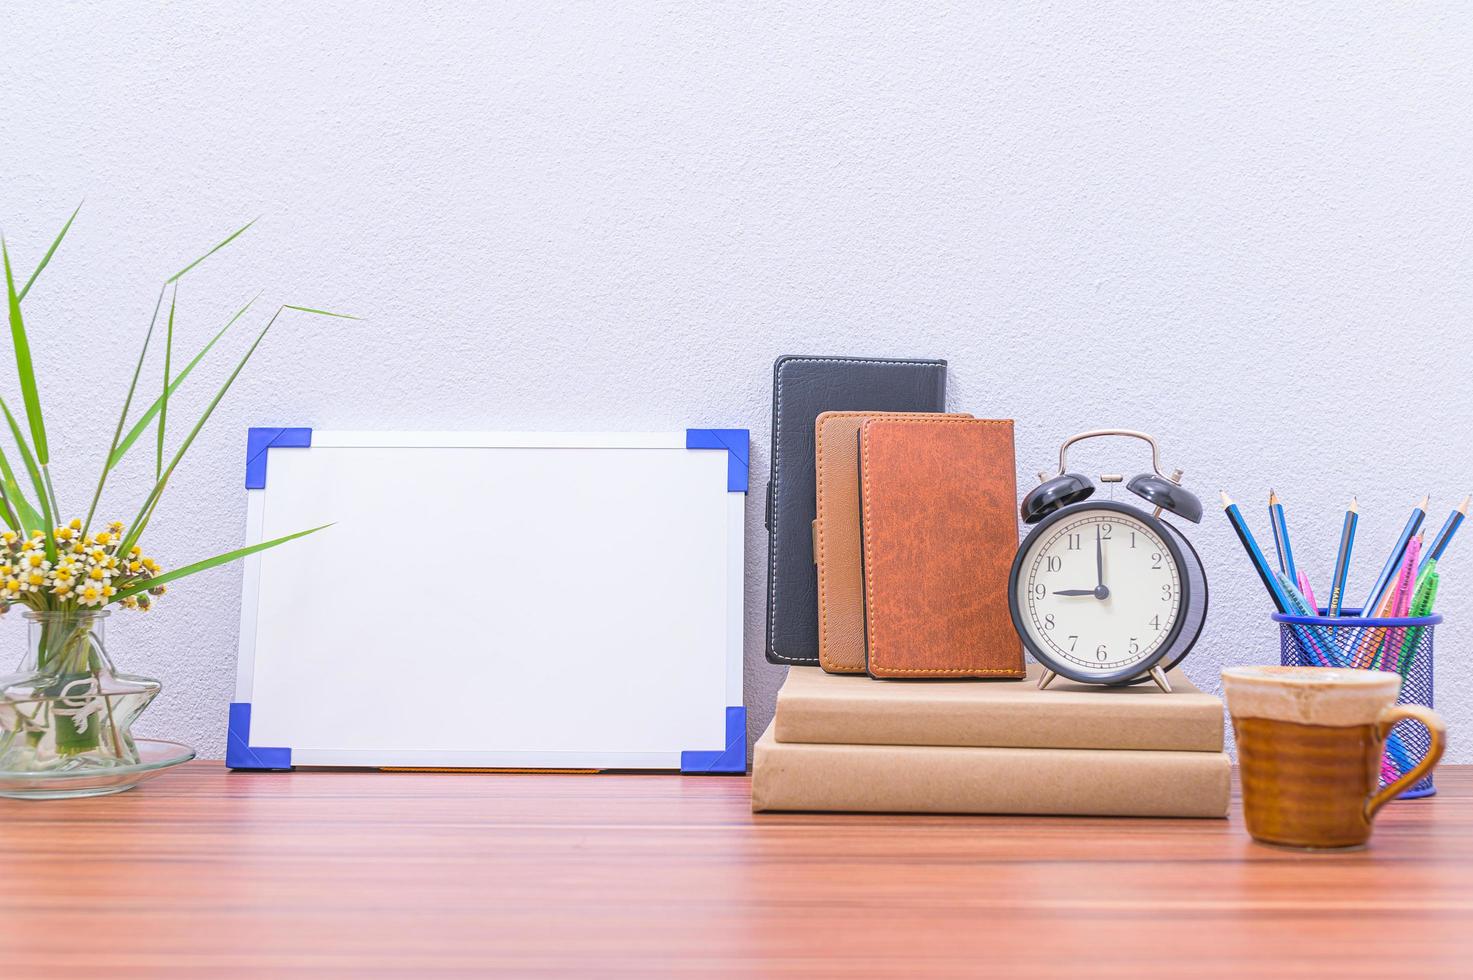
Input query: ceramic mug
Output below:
<box><xmin>1221</xmin><ymin>665</ymin><xmax>1447</xmax><ymax>849</ymax></box>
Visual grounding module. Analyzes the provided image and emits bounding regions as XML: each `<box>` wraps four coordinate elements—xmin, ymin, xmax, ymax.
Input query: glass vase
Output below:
<box><xmin>0</xmin><ymin>609</ymin><xmax>160</xmax><ymax>777</ymax></box>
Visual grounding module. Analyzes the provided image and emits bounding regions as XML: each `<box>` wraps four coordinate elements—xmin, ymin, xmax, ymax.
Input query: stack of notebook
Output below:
<box><xmin>752</xmin><ymin>664</ymin><xmax>1231</xmax><ymax>817</ymax></box>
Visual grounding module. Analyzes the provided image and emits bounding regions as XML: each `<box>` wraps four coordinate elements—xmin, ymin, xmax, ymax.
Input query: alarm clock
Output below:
<box><xmin>1008</xmin><ymin>429</ymin><xmax>1208</xmax><ymax>693</ymax></box>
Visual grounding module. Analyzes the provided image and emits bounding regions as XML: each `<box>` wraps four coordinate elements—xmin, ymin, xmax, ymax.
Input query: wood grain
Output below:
<box><xmin>2</xmin><ymin>763</ymin><xmax>1471</xmax><ymax>977</ymax></box>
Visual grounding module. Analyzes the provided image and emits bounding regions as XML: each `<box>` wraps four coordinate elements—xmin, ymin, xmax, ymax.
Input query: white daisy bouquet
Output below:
<box><xmin>0</xmin><ymin>522</ymin><xmax>164</xmax><ymax>612</ymax></box>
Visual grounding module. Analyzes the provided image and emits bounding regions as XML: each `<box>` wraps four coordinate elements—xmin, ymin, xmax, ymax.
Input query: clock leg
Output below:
<box><xmin>1149</xmin><ymin>664</ymin><xmax>1173</xmax><ymax>694</ymax></box>
<box><xmin>1038</xmin><ymin>668</ymin><xmax>1058</xmax><ymax>690</ymax></box>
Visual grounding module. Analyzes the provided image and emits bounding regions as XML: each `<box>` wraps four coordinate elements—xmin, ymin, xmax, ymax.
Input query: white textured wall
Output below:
<box><xmin>3</xmin><ymin>2</ymin><xmax>1470</xmax><ymax>761</ymax></box>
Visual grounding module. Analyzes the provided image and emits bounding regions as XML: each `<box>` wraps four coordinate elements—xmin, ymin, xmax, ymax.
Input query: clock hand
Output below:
<box><xmin>1091</xmin><ymin>525</ymin><xmax>1111</xmax><ymax>599</ymax></box>
<box><xmin>1096</xmin><ymin>524</ymin><xmax>1104</xmax><ymax>590</ymax></box>
<box><xmin>1052</xmin><ymin>589</ymin><xmax>1097</xmax><ymax>596</ymax></box>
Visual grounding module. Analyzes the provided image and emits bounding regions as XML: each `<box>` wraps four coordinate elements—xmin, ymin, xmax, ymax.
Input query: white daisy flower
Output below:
<box><xmin>77</xmin><ymin>582</ymin><xmax>107</xmax><ymax>607</ymax></box>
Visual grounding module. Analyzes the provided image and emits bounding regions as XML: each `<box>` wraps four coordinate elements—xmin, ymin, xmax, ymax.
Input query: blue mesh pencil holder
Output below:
<box><xmin>1272</xmin><ymin>607</ymin><xmax>1440</xmax><ymax>799</ymax></box>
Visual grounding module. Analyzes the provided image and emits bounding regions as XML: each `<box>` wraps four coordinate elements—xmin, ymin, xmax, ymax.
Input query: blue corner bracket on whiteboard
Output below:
<box><xmin>680</xmin><ymin>706</ymin><xmax>747</xmax><ymax>774</ymax></box>
<box><xmin>685</xmin><ymin>428</ymin><xmax>749</xmax><ymax>493</ymax></box>
<box><xmin>244</xmin><ymin>427</ymin><xmax>313</xmax><ymax>489</ymax></box>
<box><xmin>226</xmin><ymin>703</ymin><xmax>293</xmax><ymax>770</ymax></box>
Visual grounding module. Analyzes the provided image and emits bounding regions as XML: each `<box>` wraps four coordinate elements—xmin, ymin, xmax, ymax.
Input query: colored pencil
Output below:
<box><xmin>1221</xmin><ymin>491</ymin><xmax>1292</xmax><ymax>612</ymax></box>
<box><xmin>1297</xmin><ymin>571</ymin><xmax>1319</xmax><ymax>615</ymax></box>
<box><xmin>1419</xmin><ymin>494</ymin><xmax>1469</xmax><ymax>575</ymax></box>
<box><xmin>1326</xmin><ymin>497</ymin><xmax>1359</xmax><ymax>617</ymax></box>
<box><xmin>1268</xmin><ymin>489</ymin><xmax>1298</xmax><ymax>584</ymax></box>
<box><xmin>1385</xmin><ymin>733</ymin><xmax>1417</xmax><ymax>778</ymax></box>
<box><xmin>1374</xmin><ymin>536</ymin><xmax>1421</xmax><ymax>671</ymax></box>
<box><xmin>1416</xmin><ymin>556</ymin><xmax>1437</xmax><ymax>591</ymax></box>
<box><xmin>1359</xmin><ymin>495</ymin><xmax>1427</xmax><ymax>617</ymax></box>
<box><xmin>1394</xmin><ymin>570</ymin><xmax>1439</xmax><ymax>676</ymax></box>
<box><xmin>1351</xmin><ymin>587</ymin><xmax>1397</xmax><ymax>670</ymax></box>
<box><xmin>1350</xmin><ymin>535</ymin><xmax>1417</xmax><ymax>670</ymax></box>
<box><xmin>1273</xmin><ymin>569</ymin><xmax>1336</xmax><ymax>666</ymax></box>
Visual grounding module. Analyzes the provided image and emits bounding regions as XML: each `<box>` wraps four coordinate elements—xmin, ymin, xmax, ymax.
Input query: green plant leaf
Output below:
<box><xmin>110</xmin><ymin>523</ymin><xmax>330</xmax><ymax>602</ymax></box>
<box><xmin>0</xmin><ymin>396</ymin><xmax>55</xmax><ymax>558</ymax></box>
<box><xmin>17</xmin><ymin>201</ymin><xmax>82</xmax><ymax>303</ymax></box>
<box><xmin>87</xmin><ymin>217</ymin><xmax>265</xmax><ymax>536</ymax></box>
<box><xmin>83</xmin><ymin>287</ymin><xmax>165</xmax><ymax>534</ymax></box>
<box><xmin>117</xmin><ymin>306</ymin><xmax>285</xmax><ymax>556</ymax></box>
<box><xmin>40</xmin><ymin>465</ymin><xmax>59</xmax><ymax>522</ymax></box>
<box><xmin>158</xmin><ymin>286</ymin><xmax>176</xmax><ymax>481</ymax></box>
<box><xmin>282</xmin><ymin>305</ymin><xmax>360</xmax><ymax>319</ymax></box>
<box><xmin>165</xmin><ymin>217</ymin><xmax>258</xmax><ymax>284</ymax></box>
<box><xmin>0</xmin><ymin>479</ymin><xmax>41</xmax><ymax>532</ymax></box>
<box><xmin>0</xmin><ymin>491</ymin><xmax>20</xmax><ymax>531</ymax></box>
<box><xmin>118</xmin><ymin>304</ymin><xmax>352</xmax><ymax>557</ymax></box>
<box><xmin>2</xmin><ymin>239</ymin><xmax>49</xmax><ymax>466</ymax></box>
<box><xmin>0</xmin><ymin>444</ymin><xmax>41</xmax><ymax>532</ymax></box>
<box><xmin>107</xmin><ymin>292</ymin><xmax>259</xmax><ymax>472</ymax></box>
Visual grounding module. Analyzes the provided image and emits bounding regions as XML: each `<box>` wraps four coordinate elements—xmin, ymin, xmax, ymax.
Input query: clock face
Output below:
<box><xmin>1015</xmin><ymin>506</ymin><xmax>1182</xmax><ymax>677</ymax></box>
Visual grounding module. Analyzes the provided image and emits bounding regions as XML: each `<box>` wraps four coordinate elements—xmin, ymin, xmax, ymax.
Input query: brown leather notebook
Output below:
<box><xmin>814</xmin><ymin>411</ymin><xmax>972</xmax><ymax>674</ymax></box>
<box><xmin>859</xmin><ymin>416</ymin><xmax>1024</xmax><ymax>679</ymax></box>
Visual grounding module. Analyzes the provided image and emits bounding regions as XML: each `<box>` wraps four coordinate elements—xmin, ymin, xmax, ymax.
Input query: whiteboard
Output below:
<box><xmin>230</xmin><ymin>430</ymin><xmax>747</xmax><ymax>772</ymax></box>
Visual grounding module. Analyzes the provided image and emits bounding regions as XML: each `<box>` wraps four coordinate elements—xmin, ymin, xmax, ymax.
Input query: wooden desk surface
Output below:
<box><xmin>3</xmin><ymin>763</ymin><xmax>1470</xmax><ymax>977</ymax></box>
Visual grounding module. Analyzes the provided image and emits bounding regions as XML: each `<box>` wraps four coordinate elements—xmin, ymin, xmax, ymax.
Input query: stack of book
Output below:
<box><xmin>753</xmin><ymin>664</ymin><xmax>1230</xmax><ymax>817</ymax></box>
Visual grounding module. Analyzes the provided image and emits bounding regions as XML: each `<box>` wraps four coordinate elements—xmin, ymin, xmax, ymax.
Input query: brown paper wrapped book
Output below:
<box><xmin>751</xmin><ymin>724</ymin><xmax>1230</xmax><ymax>817</ymax></box>
<box><xmin>775</xmin><ymin>664</ymin><xmax>1225</xmax><ymax>752</ymax></box>
<box><xmin>754</xmin><ymin>664</ymin><xmax>1230</xmax><ymax>817</ymax></box>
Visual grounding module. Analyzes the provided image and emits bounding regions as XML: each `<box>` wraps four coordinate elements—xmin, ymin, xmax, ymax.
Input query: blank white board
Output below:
<box><xmin>230</xmin><ymin>430</ymin><xmax>746</xmax><ymax>772</ymax></box>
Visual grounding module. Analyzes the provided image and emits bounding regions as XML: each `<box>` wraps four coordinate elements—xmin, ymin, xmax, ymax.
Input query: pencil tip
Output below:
<box><xmin>1220</xmin><ymin>490</ymin><xmax>1233</xmax><ymax>507</ymax></box>
<box><xmin>1420</xmin><ymin>494</ymin><xmax>1430</xmax><ymax>509</ymax></box>
<box><xmin>1350</xmin><ymin>496</ymin><xmax>1359</xmax><ymax>511</ymax></box>
<box><xmin>1461</xmin><ymin>494</ymin><xmax>1471</xmax><ymax>513</ymax></box>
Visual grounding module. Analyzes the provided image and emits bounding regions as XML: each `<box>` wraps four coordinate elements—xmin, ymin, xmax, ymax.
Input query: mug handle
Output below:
<box><xmin>1364</xmin><ymin>704</ymin><xmax>1447</xmax><ymax>820</ymax></box>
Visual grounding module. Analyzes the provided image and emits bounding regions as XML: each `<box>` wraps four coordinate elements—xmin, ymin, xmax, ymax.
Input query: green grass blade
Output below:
<box><xmin>1</xmin><ymin>478</ymin><xmax>41</xmax><ymax>532</ymax></box>
<box><xmin>282</xmin><ymin>305</ymin><xmax>360</xmax><ymax>319</ymax></box>
<box><xmin>111</xmin><ymin>524</ymin><xmax>330</xmax><ymax>602</ymax></box>
<box><xmin>83</xmin><ymin>287</ymin><xmax>165</xmax><ymax>534</ymax></box>
<box><xmin>17</xmin><ymin>201</ymin><xmax>82</xmax><ymax>302</ymax></box>
<box><xmin>0</xmin><ymin>444</ymin><xmax>41</xmax><ymax>532</ymax></box>
<box><xmin>40</xmin><ymin>466</ymin><xmax>59</xmax><ymax>522</ymax></box>
<box><xmin>2</xmin><ymin>238</ymin><xmax>50</xmax><ymax>466</ymax></box>
<box><xmin>86</xmin><ymin>218</ymin><xmax>264</xmax><ymax>536</ymax></box>
<box><xmin>158</xmin><ymin>286</ymin><xmax>176</xmax><ymax>481</ymax></box>
<box><xmin>165</xmin><ymin>217</ymin><xmax>258</xmax><ymax>284</ymax></box>
<box><xmin>118</xmin><ymin>304</ymin><xmax>350</xmax><ymax>557</ymax></box>
<box><xmin>118</xmin><ymin>308</ymin><xmax>284</xmax><ymax>556</ymax></box>
<box><xmin>0</xmin><ymin>484</ymin><xmax>20</xmax><ymax>531</ymax></box>
<box><xmin>0</xmin><ymin>397</ymin><xmax>55</xmax><ymax>557</ymax></box>
<box><xmin>107</xmin><ymin>292</ymin><xmax>259</xmax><ymax>472</ymax></box>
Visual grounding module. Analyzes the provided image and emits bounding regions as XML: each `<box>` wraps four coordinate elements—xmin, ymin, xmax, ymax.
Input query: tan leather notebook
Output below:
<box><xmin>859</xmin><ymin>416</ymin><xmax>1024</xmax><ymax>679</ymax></box>
<box><xmin>814</xmin><ymin>411</ymin><xmax>971</xmax><ymax>674</ymax></box>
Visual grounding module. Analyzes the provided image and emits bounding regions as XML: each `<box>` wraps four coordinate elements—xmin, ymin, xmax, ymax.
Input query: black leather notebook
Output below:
<box><xmin>764</xmin><ymin>355</ymin><xmax>948</xmax><ymax>665</ymax></box>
